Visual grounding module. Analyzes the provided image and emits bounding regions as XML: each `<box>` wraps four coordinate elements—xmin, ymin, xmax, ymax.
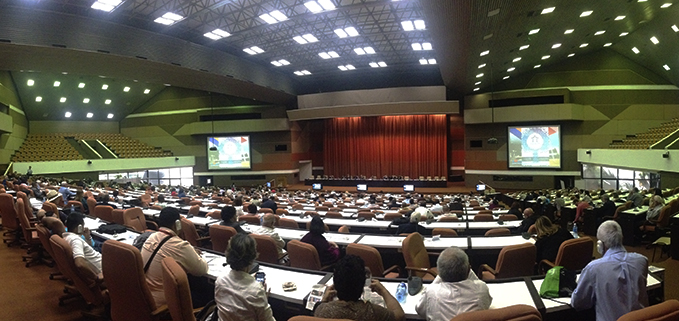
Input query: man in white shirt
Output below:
<box><xmin>141</xmin><ymin>207</ymin><xmax>208</xmax><ymax>307</ymax></box>
<box><xmin>416</xmin><ymin>247</ymin><xmax>492</xmax><ymax>321</ymax></box>
<box><xmin>63</xmin><ymin>212</ymin><xmax>102</xmax><ymax>284</ymax></box>
<box><xmin>254</xmin><ymin>214</ymin><xmax>287</xmax><ymax>262</ymax></box>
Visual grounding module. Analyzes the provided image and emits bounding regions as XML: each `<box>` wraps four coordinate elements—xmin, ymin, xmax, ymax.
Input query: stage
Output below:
<box><xmin>304</xmin><ymin>178</ymin><xmax>447</xmax><ymax>188</ymax></box>
<box><xmin>288</xmin><ymin>181</ymin><xmax>474</xmax><ymax>194</ymax></box>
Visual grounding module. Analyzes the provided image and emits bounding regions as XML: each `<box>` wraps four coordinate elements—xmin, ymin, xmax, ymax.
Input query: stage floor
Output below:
<box><xmin>286</xmin><ymin>181</ymin><xmax>476</xmax><ymax>194</ymax></box>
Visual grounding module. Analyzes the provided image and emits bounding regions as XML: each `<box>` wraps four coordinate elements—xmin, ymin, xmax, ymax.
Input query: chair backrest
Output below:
<box><xmin>102</xmin><ymin>240</ymin><xmax>157</xmax><ymax>321</ymax></box>
<box><xmin>251</xmin><ymin>234</ymin><xmax>280</xmax><ymax>264</ymax></box>
<box><xmin>66</xmin><ymin>200</ymin><xmax>84</xmax><ymax>212</ymax></box>
<box><xmin>288</xmin><ymin>316</ymin><xmax>353</xmax><ymax>321</ymax></box>
<box><xmin>338</xmin><ymin>225</ymin><xmax>350</xmax><ymax>233</ymax></box>
<box><xmin>401</xmin><ymin>232</ymin><xmax>430</xmax><ymax>277</ymax></box>
<box><xmin>499</xmin><ymin>214</ymin><xmax>519</xmax><ymax>221</ymax></box>
<box><xmin>315</xmin><ymin>206</ymin><xmax>329</xmax><ymax>212</ymax></box>
<box><xmin>304</xmin><ymin>211</ymin><xmax>319</xmax><ymax>217</ymax></box>
<box><xmin>451</xmin><ymin>304</ymin><xmax>542</xmax><ymax>321</ymax></box>
<box><xmin>123</xmin><ymin>208</ymin><xmax>147</xmax><ymax>232</ymax></box>
<box><xmin>50</xmin><ymin>235</ymin><xmax>105</xmax><ymax>305</ymax></box>
<box><xmin>162</xmin><ymin>257</ymin><xmax>196</xmax><ymax>321</ymax></box>
<box><xmin>357</xmin><ymin>212</ymin><xmax>376</xmax><ymax>220</ymax></box>
<box><xmin>485</xmin><ymin>228</ymin><xmax>511</xmax><ymax>237</ymax></box>
<box><xmin>275</xmin><ymin>209</ymin><xmax>289</xmax><ymax>215</ymax></box>
<box><xmin>186</xmin><ymin>205</ymin><xmax>199</xmax><ymax>216</ymax></box>
<box><xmin>432</xmin><ymin>228</ymin><xmax>458</xmax><ymax>236</ymax></box>
<box><xmin>207</xmin><ymin>210</ymin><xmax>221</xmax><ymax>219</ymax></box>
<box><xmin>42</xmin><ymin>202</ymin><xmax>59</xmax><ymax>215</ymax></box>
<box><xmin>438</xmin><ymin>215</ymin><xmax>460</xmax><ymax>222</ymax></box>
<box><xmin>384</xmin><ymin>212</ymin><xmax>402</xmax><ymax>221</ymax></box>
<box><xmin>209</xmin><ymin>225</ymin><xmax>237</xmax><ymax>254</ymax></box>
<box><xmin>617</xmin><ymin>299</ymin><xmax>679</xmax><ymax>321</ymax></box>
<box><xmin>189</xmin><ymin>200</ymin><xmax>202</xmax><ymax>206</ymax></box>
<box><xmin>258</xmin><ymin>207</ymin><xmax>274</xmax><ymax>214</ymax></box>
<box><xmin>657</xmin><ymin>205</ymin><xmax>673</xmax><ymax>228</ymax></box>
<box><xmin>94</xmin><ymin>205</ymin><xmax>114</xmax><ymax>222</ymax></box>
<box><xmin>287</xmin><ymin>239</ymin><xmax>322</xmax><ymax>270</ymax></box>
<box><xmin>0</xmin><ymin>193</ymin><xmax>18</xmax><ymax>230</ymax></box>
<box><xmin>180</xmin><ymin>218</ymin><xmax>200</xmax><ymax>247</ymax></box>
<box><xmin>16</xmin><ymin>198</ymin><xmax>33</xmax><ymax>243</ymax></box>
<box><xmin>278</xmin><ymin>218</ymin><xmax>299</xmax><ymax>229</ymax></box>
<box><xmin>670</xmin><ymin>199</ymin><xmax>679</xmax><ymax>217</ymax></box>
<box><xmin>325</xmin><ymin>212</ymin><xmax>343</xmax><ymax>219</ymax></box>
<box><xmin>346</xmin><ymin>243</ymin><xmax>385</xmax><ymax>276</ymax></box>
<box><xmin>111</xmin><ymin>209</ymin><xmax>125</xmax><ymax>225</ymax></box>
<box><xmin>140</xmin><ymin>194</ymin><xmax>152</xmax><ymax>207</ymax></box>
<box><xmin>474</xmin><ymin>214</ymin><xmax>494</xmax><ymax>221</ymax></box>
<box><xmin>494</xmin><ymin>243</ymin><xmax>537</xmax><ymax>279</ymax></box>
<box><xmin>553</xmin><ymin>238</ymin><xmax>593</xmax><ymax>271</ymax></box>
<box><xmin>239</xmin><ymin>215</ymin><xmax>261</xmax><ymax>226</ymax></box>
<box><xmin>16</xmin><ymin>191</ymin><xmax>33</xmax><ymax>218</ymax></box>
<box><xmin>87</xmin><ymin>197</ymin><xmax>97</xmax><ymax>214</ymax></box>
<box><xmin>36</xmin><ymin>224</ymin><xmax>55</xmax><ymax>258</ymax></box>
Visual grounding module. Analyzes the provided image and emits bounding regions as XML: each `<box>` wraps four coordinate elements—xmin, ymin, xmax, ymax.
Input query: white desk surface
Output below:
<box><xmin>241</xmin><ymin>226</ymin><xmax>362</xmax><ymax>246</ymax></box>
<box><xmin>83</xmin><ymin>217</ymin><xmax>139</xmax><ymax>245</ymax></box>
<box><xmin>421</xmin><ymin>221</ymin><xmax>521</xmax><ymax>230</ymax></box>
<box><xmin>141</xmin><ymin>208</ymin><xmax>219</xmax><ymax>227</ymax></box>
<box><xmin>358</xmin><ymin>234</ymin><xmax>469</xmax><ymax>250</ymax></box>
<box><xmin>622</xmin><ymin>206</ymin><xmax>649</xmax><ymax>216</ymax></box>
<box><xmin>487</xmin><ymin>280</ymin><xmax>536</xmax><ymax>310</ymax></box>
<box><xmin>470</xmin><ymin>235</ymin><xmax>535</xmax><ymax>249</ymax></box>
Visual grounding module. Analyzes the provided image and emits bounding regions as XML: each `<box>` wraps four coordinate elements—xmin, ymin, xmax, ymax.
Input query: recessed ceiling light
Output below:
<box><xmin>672</xmin><ymin>25</ymin><xmax>679</xmax><ymax>32</ymax></box>
<box><xmin>144</xmin><ymin>89</ymin><xmax>150</xmax><ymax>94</ymax></box>
<box><xmin>503</xmin><ymin>76</ymin><xmax>510</xmax><ymax>80</ymax></box>
<box><xmin>123</xmin><ymin>86</ymin><xmax>130</xmax><ymax>92</ymax></box>
<box><xmin>83</xmin><ymin>98</ymin><xmax>90</xmax><ymax>103</ymax></box>
<box><xmin>552</xmin><ymin>43</ymin><xmax>561</xmax><ymax>49</ymax></box>
<box><xmin>475</xmin><ymin>81</ymin><xmax>481</xmax><ymax>85</ymax></box>
<box><xmin>354</xmin><ymin>47</ymin><xmax>375</xmax><ymax>55</ymax></box>
<box><xmin>86</xmin><ymin>113</ymin><xmax>93</xmax><ymax>118</ymax></box>
<box><xmin>663</xmin><ymin>64</ymin><xmax>671</xmax><ymax>70</ymax></box>
<box><xmin>528</xmin><ymin>28</ymin><xmax>540</xmax><ymax>35</ymax></box>
<box><xmin>419</xmin><ymin>59</ymin><xmax>428</xmax><ymax>65</ymax></box>
<box><xmin>564</xmin><ymin>29</ymin><xmax>574</xmax><ymax>34</ymax></box>
<box><xmin>91</xmin><ymin>0</ymin><xmax>122</xmax><ymax>12</ymax></box>
<box><xmin>512</xmin><ymin>57</ymin><xmax>521</xmax><ymax>62</ymax></box>
<box><xmin>259</xmin><ymin>10</ymin><xmax>288</xmax><ymax>24</ymax></box>
<box><xmin>105</xmin><ymin>99</ymin><xmax>111</xmax><ymax>104</ymax></box>
<box><xmin>568</xmin><ymin>53</ymin><xmax>575</xmax><ymax>57</ymax></box>
<box><xmin>478</xmin><ymin>63</ymin><xmax>486</xmax><ymax>68</ymax></box>
<box><xmin>53</xmin><ymin>81</ymin><xmax>60</xmax><ymax>87</ymax></box>
<box><xmin>594</xmin><ymin>30</ymin><xmax>606</xmax><ymax>35</ymax></box>
<box><xmin>60</xmin><ymin>97</ymin><xmax>66</xmax><ymax>103</ymax></box>
<box><xmin>661</xmin><ymin>3</ymin><xmax>672</xmax><ymax>8</ymax></box>
<box><xmin>78</xmin><ymin>83</ymin><xmax>85</xmax><ymax>88</ymax></box>
<box><xmin>305</xmin><ymin>0</ymin><xmax>335</xmax><ymax>13</ymax></box>
<box><xmin>271</xmin><ymin>59</ymin><xmax>290</xmax><ymax>66</ymax></box>
<box><xmin>519</xmin><ymin>45</ymin><xmax>530</xmax><ymax>50</ymax></box>
<box><xmin>102</xmin><ymin>84</ymin><xmax>108</xmax><ymax>90</ymax></box>
<box><xmin>35</xmin><ymin>96</ymin><xmax>42</xmax><ymax>102</ymax></box>
<box><xmin>650</xmin><ymin>36</ymin><xmax>659</xmax><ymax>44</ymax></box>
<box><xmin>615</xmin><ymin>15</ymin><xmax>626</xmax><ymax>20</ymax></box>
<box><xmin>580</xmin><ymin>10</ymin><xmax>593</xmax><ymax>17</ymax></box>
<box><xmin>354</xmin><ymin>48</ymin><xmax>366</xmax><ymax>55</ymax></box>
<box><xmin>580</xmin><ymin>43</ymin><xmax>589</xmax><ymax>48</ymax></box>
<box><xmin>318</xmin><ymin>52</ymin><xmax>331</xmax><ymax>59</ymax></box>
<box><xmin>401</xmin><ymin>21</ymin><xmax>414</xmax><ymax>31</ymax></box>
<box><xmin>412</xmin><ymin>43</ymin><xmax>422</xmax><ymax>51</ymax></box>
<box><xmin>638</xmin><ymin>0</ymin><xmax>647</xmax><ymax>2</ymax></box>
<box><xmin>541</xmin><ymin>55</ymin><xmax>550</xmax><ymax>60</ymax></box>
<box><xmin>293</xmin><ymin>70</ymin><xmax>312</xmax><ymax>76</ymax></box>
<box><xmin>65</xmin><ymin>112</ymin><xmax>71</xmax><ymax>118</ymax></box>
<box><xmin>620</xmin><ymin>32</ymin><xmax>629</xmax><ymax>37</ymax></box>
<box><xmin>107</xmin><ymin>113</ymin><xmax>114</xmax><ymax>119</ymax></box>
<box><xmin>377</xmin><ymin>61</ymin><xmax>387</xmax><ymax>67</ymax></box>
<box><xmin>541</xmin><ymin>7</ymin><xmax>555</xmax><ymax>14</ymax></box>
<box><xmin>154</xmin><ymin>12</ymin><xmax>184</xmax><ymax>25</ymax></box>
<box><xmin>27</xmin><ymin>79</ymin><xmax>34</xmax><ymax>86</ymax></box>
<box><xmin>476</xmin><ymin>73</ymin><xmax>484</xmax><ymax>78</ymax></box>
<box><xmin>414</xmin><ymin>20</ymin><xmax>426</xmax><ymax>30</ymax></box>
<box><xmin>534</xmin><ymin>64</ymin><xmax>541</xmax><ymax>68</ymax></box>
<box><xmin>480</xmin><ymin>50</ymin><xmax>489</xmax><ymax>56</ymax></box>
<box><xmin>334</xmin><ymin>27</ymin><xmax>359</xmax><ymax>38</ymax></box>
<box><xmin>204</xmin><ymin>28</ymin><xmax>231</xmax><ymax>40</ymax></box>
<box><xmin>243</xmin><ymin>46</ymin><xmax>265</xmax><ymax>55</ymax></box>
<box><xmin>428</xmin><ymin>59</ymin><xmax>436</xmax><ymax>64</ymax></box>
<box><xmin>507</xmin><ymin>67</ymin><xmax>515</xmax><ymax>72</ymax></box>
<box><xmin>473</xmin><ymin>88</ymin><xmax>480</xmax><ymax>91</ymax></box>
<box><xmin>632</xmin><ymin>47</ymin><xmax>640</xmax><ymax>54</ymax></box>
<box><xmin>422</xmin><ymin>43</ymin><xmax>432</xmax><ymax>50</ymax></box>
<box><xmin>603</xmin><ymin>43</ymin><xmax>612</xmax><ymax>47</ymax></box>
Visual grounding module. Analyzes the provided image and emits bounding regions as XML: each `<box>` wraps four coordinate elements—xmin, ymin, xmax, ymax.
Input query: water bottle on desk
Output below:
<box><xmin>396</xmin><ymin>282</ymin><xmax>407</xmax><ymax>304</ymax></box>
<box><xmin>572</xmin><ymin>224</ymin><xmax>579</xmax><ymax>238</ymax></box>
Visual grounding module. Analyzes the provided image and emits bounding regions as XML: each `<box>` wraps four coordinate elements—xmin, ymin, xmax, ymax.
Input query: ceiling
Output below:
<box><xmin>1</xmin><ymin>0</ymin><xmax>678</xmax><ymax>118</ymax></box>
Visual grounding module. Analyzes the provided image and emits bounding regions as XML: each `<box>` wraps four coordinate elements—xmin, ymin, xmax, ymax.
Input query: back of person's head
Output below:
<box><xmin>437</xmin><ymin>247</ymin><xmax>469</xmax><ymax>283</ymax></box>
<box><xmin>523</xmin><ymin>208</ymin><xmax>534</xmax><ymax>217</ymax></box>
<box><xmin>535</xmin><ymin>216</ymin><xmax>558</xmax><ymax>238</ymax></box>
<box><xmin>410</xmin><ymin>211</ymin><xmax>422</xmax><ymax>223</ymax></box>
<box><xmin>511</xmin><ymin>201</ymin><xmax>520</xmax><ymax>209</ymax></box>
<box><xmin>157</xmin><ymin>194</ymin><xmax>165</xmax><ymax>203</ymax></box>
<box><xmin>652</xmin><ymin>195</ymin><xmax>664</xmax><ymax>206</ymax></box>
<box><xmin>309</xmin><ymin>216</ymin><xmax>326</xmax><ymax>235</ymax></box>
<box><xmin>418</xmin><ymin>200</ymin><xmax>427</xmax><ymax>207</ymax></box>
<box><xmin>65</xmin><ymin>212</ymin><xmax>85</xmax><ymax>233</ymax></box>
<box><xmin>221</xmin><ymin>206</ymin><xmax>237</xmax><ymax>222</ymax></box>
<box><xmin>234</xmin><ymin>198</ymin><xmax>243</xmax><ymax>206</ymax></box>
<box><xmin>556</xmin><ymin>191</ymin><xmax>562</xmax><ymax>197</ymax></box>
<box><xmin>262</xmin><ymin>213</ymin><xmax>275</xmax><ymax>227</ymax></box>
<box><xmin>247</xmin><ymin>204</ymin><xmax>258</xmax><ymax>214</ymax></box>
<box><xmin>601</xmin><ymin>194</ymin><xmax>609</xmax><ymax>202</ymax></box>
<box><xmin>159</xmin><ymin>207</ymin><xmax>181</xmax><ymax>229</ymax></box>
<box><xmin>597</xmin><ymin>220</ymin><xmax>623</xmax><ymax>249</ymax></box>
<box><xmin>226</xmin><ymin>233</ymin><xmax>257</xmax><ymax>271</ymax></box>
<box><xmin>99</xmin><ymin>193</ymin><xmax>110</xmax><ymax>203</ymax></box>
<box><xmin>333</xmin><ymin>255</ymin><xmax>366</xmax><ymax>301</ymax></box>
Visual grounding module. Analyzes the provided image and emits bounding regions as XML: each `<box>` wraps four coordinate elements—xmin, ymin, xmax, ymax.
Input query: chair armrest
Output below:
<box><xmin>427</xmin><ymin>252</ymin><xmax>441</xmax><ymax>257</ymax></box>
<box><xmin>539</xmin><ymin>259</ymin><xmax>556</xmax><ymax>274</ymax></box>
<box><xmin>406</xmin><ymin>266</ymin><xmax>438</xmax><ymax>278</ymax></box>
<box><xmin>197</xmin><ymin>236</ymin><xmax>211</xmax><ymax>242</ymax></box>
<box><xmin>151</xmin><ymin>305</ymin><xmax>169</xmax><ymax>317</ymax></box>
<box><xmin>383</xmin><ymin>264</ymin><xmax>400</xmax><ymax>276</ymax></box>
<box><xmin>478</xmin><ymin>264</ymin><xmax>497</xmax><ymax>276</ymax></box>
<box><xmin>320</xmin><ymin>265</ymin><xmax>334</xmax><ymax>272</ymax></box>
<box><xmin>146</xmin><ymin>221</ymin><xmax>159</xmax><ymax>231</ymax></box>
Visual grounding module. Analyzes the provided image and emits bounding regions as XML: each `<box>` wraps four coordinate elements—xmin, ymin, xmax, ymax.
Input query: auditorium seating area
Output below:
<box><xmin>609</xmin><ymin>117</ymin><xmax>679</xmax><ymax>149</ymax></box>
<box><xmin>11</xmin><ymin>133</ymin><xmax>172</xmax><ymax>162</ymax></box>
<box><xmin>11</xmin><ymin>134</ymin><xmax>82</xmax><ymax>162</ymax></box>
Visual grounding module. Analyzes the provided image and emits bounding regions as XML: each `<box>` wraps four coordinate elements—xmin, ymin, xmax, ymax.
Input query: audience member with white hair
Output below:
<box><xmin>516</xmin><ymin>207</ymin><xmax>537</xmax><ymax>234</ymax></box>
<box><xmin>571</xmin><ymin>221</ymin><xmax>648</xmax><ymax>321</ymax></box>
<box><xmin>254</xmin><ymin>213</ymin><xmax>288</xmax><ymax>263</ymax></box>
<box><xmin>645</xmin><ymin>195</ymin><xmax>665</xmax><ymax>223</ymax></box>
<box><xmin>415</xmin><ymin>247</ymin><xmax>492</xmax><ymax>321</ymax></box>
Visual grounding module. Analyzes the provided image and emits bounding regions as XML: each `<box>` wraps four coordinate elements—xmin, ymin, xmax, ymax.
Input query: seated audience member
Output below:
<box><xmin>31</xmin><ymin>181</ymin><xmax>45</xmax><ymax>200</ymax></box>
<box><xmin>507</xmin><ymin>202</ymin><xmax>522</xmax><ymax>216</ymax></box>
<box><xmin>534</xmin><ymin>216</ymin><xmax>573</xmax><ymax>263</ymax></box>
<box><xmin>74</xmin><ymin>188</ymin><xmax>88</xmax><ymax>213</ymax></box>
<box><xmin>254</xmin><ymin>214</ymin><xmax>288</xmax><ymax>262</ymax></box>
<box><xmin>221</xmin><ymin>206</ymin><xmax>247</xmax><ymax>234</ymax></box>
<box><xmin>573</xmin><ymin>196</ymin><xmax>590</xmax><ymax>223</ymax></box>
<box><xmin>627</xmin><ymin>187</ymin><xmax>644</xmax><ymax>208</ymax></box>
<box><xmin>96</xmin><ymin>193</ymin><xmax>117</xmax><ymax>209</ymax></box>
<box><xmin>571</xmin><ymin>221</ymin><xmax>648</xmax><ymax>321</ymax></box>
<box><xmin>581</xmin><ymin>190</ymin><xmax>592</xmax><ymax>204</ymax></box>
<box><xmin>449</xmin><ymin>198</ymin><xmax>463</xmax><ymax>211</ymax></box>
<box><xmin>63</xmin><ymin>212</ymin><xmax>102</xmax><ymax>284</ymax></box>
<box><xmin>233</xmin><ymin>197</ymin><xmax>245</xmax><ymax>217</ymax></box>
<box><xmin>396</xmin><ymin>211</ymin><xmax>429</xmax><ymax>235</ymax></box>
<box><xmin>315</xmin><ymin>255</ymin><xmax>405</xmax><ymax>321</ymax></box>
<box><xmin>553</xmin><ymin>192</ymin><xmax>565</xmax><ymax>220</ymax></box>
<box><xmin>596</xmin><ymin>194</ymin><xmax>616</xmax><ymax>222</ymax></box>
<box><xmin>301</xmin><ymin>216</ymin><xmax>341</xmax><ymax>266</ymax></box>
<box><xmin>516</xmin><ymin>208</ymin><xmax>538</xmax><ymax>234</ymax></box>
<box><xmin>260</xmin><ymin>195</ymin><xmax>278</xmax><ymax>213</ymax></box>
<box><xmin>487</xmin><ymin>199</ymin><xmax>501</xmax><ymax>210</ymax></box>
<box><xmin>215</xmin><ymin>233</ymin><xmax>275</xmax><ymax>321</ymax></box>
<box><xmin>246</xmin><ymin>203</ymin><xmax>259</xmax><ymax>216</ymax></box>
<box><xmin>645</xmin><ymin>195</ymin><xmax>664</xmax><ymax>224</ymax></box>
<box><xmin>59</xmin><ymin>181</ymin><xmax>74</xmax><ymax>203</ymax></box>
<box><xmin>141</xmin><ymin>207</ymin><xmax>208</xmax><ymax>307</ymax></box>
<box><xmin>416</xmin><ymin>247</ymin><xmax>492</xmax><ymax>320</ymax></box>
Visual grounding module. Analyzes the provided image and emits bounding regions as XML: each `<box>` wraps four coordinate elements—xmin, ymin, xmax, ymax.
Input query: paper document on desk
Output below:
<box><xmin>306</xmin><ymin>284</ymin><xmax>327</xmax><ymax>310</ymax></box>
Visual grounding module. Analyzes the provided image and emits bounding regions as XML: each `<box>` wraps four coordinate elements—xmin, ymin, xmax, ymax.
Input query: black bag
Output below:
<box><xmin>97</xmin><ymin>223</ymin><xmax>127</xmax><ymax>235</ymax></box>
<box><xmin>407</xmin><ymin>276</ymin><xmax>423</xmax><ymax>295</ymax></box>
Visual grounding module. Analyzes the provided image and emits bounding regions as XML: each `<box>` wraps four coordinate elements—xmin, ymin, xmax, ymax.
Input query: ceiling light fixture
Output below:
<box><xmin>580</xmin><ymin>10</ymin><xmax>593</xmax><ymax>17</ymax></box>
<box><xmin>83</xmin><ymin>98</ymin><xmax>90</xmax><ymax>103</ymax></box>
<box><xmin>541</xmin><ymin>55</ymin><xmax>550</xmax><ymax>60</ymax></box>
<box><xmin>305</xmin><ymin>0</ymin><xmax>335</xmax><ymax>12</ymax></box>
<box><xmin>60</xmin><ymin>97</ymin><xmax>66</xmax><ymax>103</ymax></box>
<box><xmin>534</xmin><ymin>64</ymin><xmax>541</xmax><ymax>68</ymax></box>
<box><xmin>105</xmin><ymin>99</ymin><xmax>111</xmax><ymax>104</ymax></box>
<box><xmin>369</xmin><ymin>61</ymin><xmax>388</xmax><ymax>68</ymax></box>
<box><xmin>338</xmin><ymin>64</ymin><xmax>356</xmax><ymax>71</ymax></box>
<box><xmin>259</xmin><ymin>10</ymin><xmax>288</xmax><ymax>24</ymax></box>
<box><xmin>579</xmin><ymin>43</ymin><xmax>589</xmax><ymax>48</ymax></box>
<box><xmin>293</xmin><ymin>70</ymin><xmax>312</xmax><ymax>76</ymax></box>
<box><xmin>476</xmin><ymin>73</ymin><xmax>484</xmax><ymax>78</ymax></box>
<box><xmin>65</xmin><ymin>112</ymin><xmax>71</xmax><ymax>118</ymax></box>
<box><xmin>672</xmin><ymin>25</ymin><xmax>679</xmax><ymax>32</ymax></box>
<box><xmin>473</xmin><ymin>88</ymin><xmax>480</xmax><ymax>91</ymax></box>
<box><xmin>512</xmin><ymin>57</ymin><xmax>521</xmax><ymax>62</ymax></box>
<box><xmin>334</xmin><ymin>27</ymin><xmax>358</xmax><ymax>38</ymax></box>
<box><xmin>35</xmin><ymin>96</ymin><xmax>42</xmax><ymax>102</ymax></box>
<box><xmin>507</xmin><ymin>67</ymin><xmax>515</xmax><ymax>72</ymax></box>
<box><xmin>650</xmin><ymin>36</ymin><xmax>659</xmax><ymax>44</ymax></box>
<box><xmin>475</xmin><ymin>81</ymin><xmax>481</xmax><ymax>85</ymax></box>
<box><xmin>663</xmin><ymin>64</ymin><xmax>671</xmax><ymax>70</ymax></box>
<box><xmin>480</xmin><ymin>50</ymin><xmax>489</xmax><ymax>56</ymax></box>
<box><xmin>401</xmin><ymin>20</ymin><xmax>426</xmax><ymax>31</ymax></box>
<box><xmin>27</xmin><ymin>79</ymin><xmax>34</xmax><ymax>86</ymax></box>
<box><xmin>107</xmin><ymin>113</ymin><xmax>114</xmax><ymax>119</ymax></box>
<box><xmin>354</xmin><ymin>47</ymin><xmax>375</xmax><ymax>55</ymax></box>
<box><xmin>428</xmin><ymin>59</ymin><xmax>436</xmax><ymax>64</ymax></box>
<box><xmin>620</xmin><ymin>32</ymin><xmax>629</xmax><ymax>37</ymax></box>
<box><xmin>91</xmin><ymin>0</ymin><xmax>123</xmax><ymax>12</ymax></box>
<box><xmin>615</xmin><ymin>15</ymin><xmax>626</xmax><ymax>20</ymax></box>
<box><xmin>123</xmin><ymin>86</ymin><xmax>130</xmax><ymax>92</ymax></box>
<box><xmin>661</xmin><ymin>3</ymin><xmax>672</xmax><ymax>8</ymax></box>
<box><xmin>503</xmin><ymin>76</ymin><xmax>510</xmax><ymax>80</ymax></box>
<box><xmin>271</xmin><ymin>59</ymin><xmax>290</xmax><ymax>66</ymax></box>
<box><xmin>541</xmin><ymin>7</ymin><xmax>555</xmax><ymax>14</ymax></box>
<box><xmin>594</xmin><ymin>30</ymin><xmax>606</xmax><ymax>35</ymax></box>
<box><xmin>53</xmin><ymin>81</ymin><xmax>60</xmax><ymax>87</ymax></box>
<box><xmin>564</xmin><ymin>29</ymin><xmax>574</xmax><ymax>34</ymax></box>
<box><xmin>568</xmin><ymin>53</ymin><xmax>575</xmax><ymax>57</ymax></box>
<box><xmin>204</xmin><ymin>28</ymin><xmax>231</xmax><ymax>40</ymax></box>
<box><xmin>478</xmin><ymin>64</ymin><xmax>486</xmax><ymax>68</ymax></box>
<box><xmin>603</xmin><ymin>43</ymin><xmax>612</xmax><ymax>47</ymax></box>
<box><xmin>86</xmin><ymin>113</ymin><xmax>93</xmax><ymax>118</ymax></box>
<box><xmin>243</xmin><ymin>46</ymin><xmax>265</xmax><ymax>55</ymax></box>
<box><xmin>154</xmin><ymin>12</ymin><xmax>184</xmax><ymax>25</ymax></box>
<box><xmin>529</xmin><ymin>28</ymin><xmax>540</xmax><ymax>35</ymax></box>
<box><xmin>632</xmin><ymin>47</ymin><xmax>640</xmax><ymax>54</ymax></box>
<box><xmin>293</xmin><ymin>34</ymin><xmax>319</xmax><ymax>44</ymax></box>
<box><xmin>552</xmin><ymin>43</ymin><xmax>561</xmax><ymax>49</ymax></box>
<box><xmin>78</xmin><ymin>83</ymin><xmax>85</xmax><ymax>88</ymax></box>
<box><xmin>144</xmin><ymin>89</ymin><xmax>150</xmax><ymax>94</ymax></box>
<box><xmin>519</xmin><ymin>45</ymin><xmax>530</xmax><ymax>50</ymax></box>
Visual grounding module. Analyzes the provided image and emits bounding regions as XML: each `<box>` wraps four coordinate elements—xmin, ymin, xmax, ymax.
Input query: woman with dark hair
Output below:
<box><xmin>233</xmin><ymin>197</ymin><xmax>245</xmax><ymax>217</ymax></box>
<box><xmin>315</xmin><ymin>255</ymin><xmax>405</xmax><ymax>321</ymax></box>
<box><xmin>507</xmin><ymin>202</ymin><xmax>522</xmax><ymax>216</ymax></box>
<box><xmin>301</xmin><ymin>216</ymin><xmax>340</xmax><ymax>266</ymax></box>
<box><xmin>221</xmin><ymin>206</ymin><xmax>247</xmax><ymax>234</ymax></box>
<box><xmin>214</xmin><ymin>233</ymin><xmax>275</xmax><ymax>321</ymax></box>
<box><xmin>534</xmin><ymin>216</ymin><xmax>573</xmax><ymax>263</ymax></box>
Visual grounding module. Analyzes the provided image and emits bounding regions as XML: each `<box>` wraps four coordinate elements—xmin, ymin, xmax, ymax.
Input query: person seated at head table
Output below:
<box><xmin>534</xmin><ymin>216</ymin><xmax>573</xmax><ymax>263</ymax></box>
<box><xmin>214</xmin><ymin>233</ymin><xmax>275</xmax><ymax>321</ymax></box>
<box><xmin>314</xmin><ymin>255</ymin><xmax>405</xmax><ymax>321</ymax></box>
<box><xmin>415</xmin><ymin>247</ymin><xmax>492</xmax><ymax>321</ymax></box>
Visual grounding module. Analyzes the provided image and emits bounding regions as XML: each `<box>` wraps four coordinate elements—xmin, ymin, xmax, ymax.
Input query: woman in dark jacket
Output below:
<box><xmin>301</xmin><ymin>216</ymin><xmax>341</xmax><ymax>266</ymax></box>
<box><xmin>534</xmin><ymin>216</ymin><xmax>573</xmax><ymax>263</ymax></box>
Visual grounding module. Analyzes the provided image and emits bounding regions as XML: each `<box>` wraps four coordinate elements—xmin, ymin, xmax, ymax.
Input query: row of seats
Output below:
<box><xmin>610</xmin><ymin>117</ymin><xmax>679</xmax><ymax>149</ymax></box>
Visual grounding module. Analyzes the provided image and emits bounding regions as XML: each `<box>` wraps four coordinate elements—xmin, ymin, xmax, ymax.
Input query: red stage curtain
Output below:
<box><xmin>323</xmin><ymin>115</ymin><xmax>447</xmax><ymax>178</ymax></box>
